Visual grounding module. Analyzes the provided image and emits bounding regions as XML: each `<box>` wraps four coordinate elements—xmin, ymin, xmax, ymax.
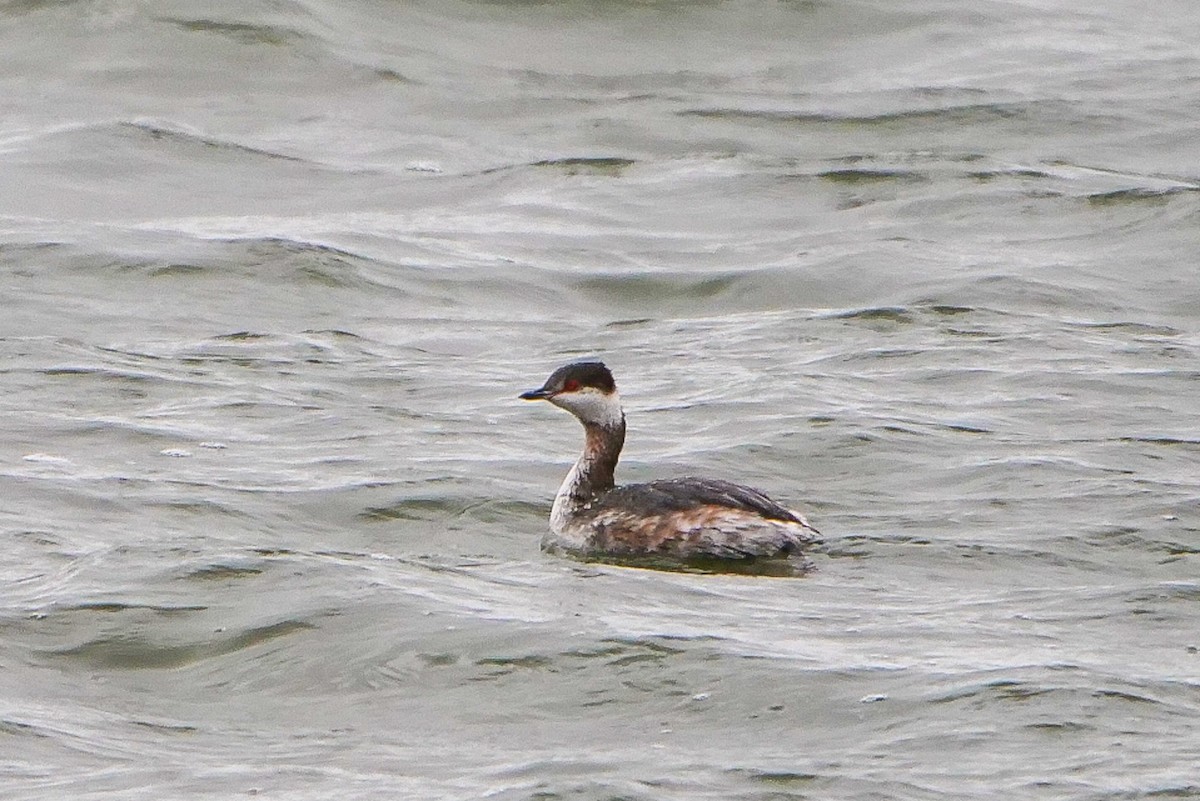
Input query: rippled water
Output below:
<box><xmin>3</xmin><ymin>1</ymin><xmax>1200</xmax><ymax>798</ymax></box>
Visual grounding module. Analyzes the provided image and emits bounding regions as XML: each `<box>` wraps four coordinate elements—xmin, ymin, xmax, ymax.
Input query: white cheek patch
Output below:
<box><xmin>550</xmin><ymin>387</ymin><xmax>624</xmax><ymax>428</ymax></box>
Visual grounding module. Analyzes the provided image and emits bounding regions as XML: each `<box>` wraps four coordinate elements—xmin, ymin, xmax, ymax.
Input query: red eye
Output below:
<box><xmin>563</xmin><ymin>379</ymin><xmax>580</xmax><ymax>392</ymax></box>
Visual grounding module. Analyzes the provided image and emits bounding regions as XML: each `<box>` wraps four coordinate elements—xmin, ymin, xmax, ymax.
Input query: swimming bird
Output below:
<box><xmin>520</xmin><ymin>361</ymin><xmax>819</xmax><ymax>564</ymax></box>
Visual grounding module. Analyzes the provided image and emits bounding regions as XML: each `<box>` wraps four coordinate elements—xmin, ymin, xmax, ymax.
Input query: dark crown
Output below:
<box><xmin>546</xmin><ymin>360</ymin><xmax>616</xmax><ymax>393</ymax></box>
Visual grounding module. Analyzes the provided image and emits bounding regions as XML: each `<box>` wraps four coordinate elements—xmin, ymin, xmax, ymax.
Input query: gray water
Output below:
<box><xmin>3</xmin><ymin>1</ymin><xmax>1200</xmax><ymax>798</ymax></box>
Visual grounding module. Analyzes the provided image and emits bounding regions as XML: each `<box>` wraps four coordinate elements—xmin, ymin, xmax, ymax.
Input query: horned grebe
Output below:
<box><xmin>520</xmin><ymin>361</ymin><xmax>819</xmax><ymax>565</ymax></box>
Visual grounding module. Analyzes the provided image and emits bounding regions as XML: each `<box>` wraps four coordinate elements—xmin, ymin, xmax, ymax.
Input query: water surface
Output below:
<box><xmin>2</xmin><ymin>1</ymin><xmax>1199</xmax><ymax>798</ymax></box>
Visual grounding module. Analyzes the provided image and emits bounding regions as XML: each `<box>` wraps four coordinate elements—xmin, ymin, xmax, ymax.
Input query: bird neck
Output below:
<box><xmin>550</xmin><ymin>417</ymin><xmax>625</xmax><ymax>533</ymax></box>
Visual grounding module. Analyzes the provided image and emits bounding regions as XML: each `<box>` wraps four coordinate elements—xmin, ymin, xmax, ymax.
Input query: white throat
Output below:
<box><xmin>548</xmin><ymin>388</ymin><xmax>623</xmax><ymax>429</ymax></box>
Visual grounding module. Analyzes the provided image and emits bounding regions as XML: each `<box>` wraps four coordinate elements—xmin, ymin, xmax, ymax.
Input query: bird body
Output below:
<box><xmin>520</xmin><ymin>361</ymin><xmax>818</xmax><ymax>564</ymax></box>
